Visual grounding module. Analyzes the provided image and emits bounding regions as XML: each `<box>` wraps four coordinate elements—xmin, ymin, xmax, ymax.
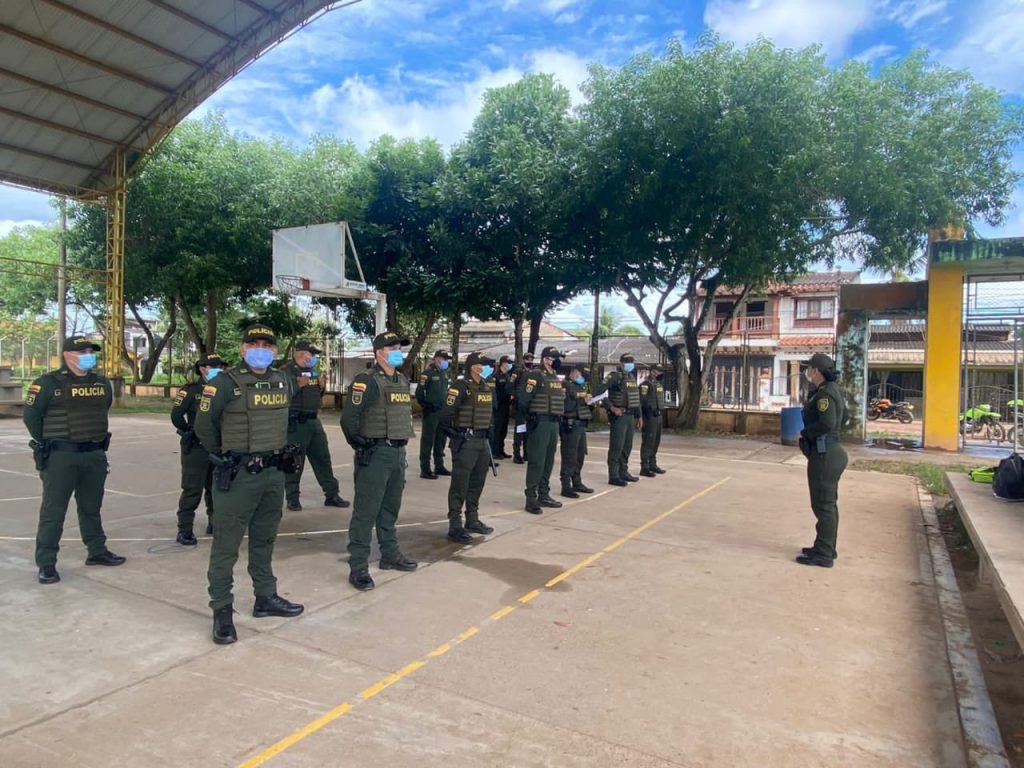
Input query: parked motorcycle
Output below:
<box><xmin>959</xmin><ymin>403</ymin><xmax>1005</xmax><ymax>442</ymax></box>
<box><xmin>866</xmin><ymin>397</ymin><xmax>914</xmax><ymax>424</ymax></box>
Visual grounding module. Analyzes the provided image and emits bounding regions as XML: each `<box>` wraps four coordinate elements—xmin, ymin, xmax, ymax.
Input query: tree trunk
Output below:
<box><xmin>527</xmin><ymin>311</ymin><xmax>543</xmax><ymax>355</ymax></box>
<box><xmin>450</xmin><ymin>314</ymin><xmax>462</xmax><ymax>364</ymax></box>
<box><xmin>513</xmin><ymin>315</ymin><xmax>524</xmax><ymax>362</ymax></box>
<box><xmin>403</xmin><ymin>310</ymin><xmax>437</xmax><ymax>377</ymax></box>
<box><xmin>139</xmin><ymin>300</ymin><xmax>177</xmax><ymax>383</ymax></box>
<box><xmin>177</xmin><ymin>289</ymin><xmax>206</xmax><ymax>356</ymax></box>
<box><xmin>386</xmin><ymin>295</ymin><xmax>400</xmax><ymax>332</ymax></box>
<box><xmin>204</xmin><ymin>289</ymin><xmax>217</xmax><ymax>352</ymax></box>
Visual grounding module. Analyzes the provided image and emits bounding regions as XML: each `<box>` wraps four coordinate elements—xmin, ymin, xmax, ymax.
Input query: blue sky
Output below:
<box><xmin>2</xmin><ymin>0</ymin><xmax>1023</xmax><ymax>328</ymax></box>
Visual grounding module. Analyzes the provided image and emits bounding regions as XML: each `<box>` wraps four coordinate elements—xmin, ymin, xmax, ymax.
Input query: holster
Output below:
<box><xmin>354</xmin><ymin>443</ymin><xmax>376</xmax><ymax>467</ymax></box>
<box><xmin>177</xmin><ymin>428</ymin><xmax>199</xmax><ymax>455</ymax></box>
<box><xmin>209</xmin><ymin>453</ymin><xmax>241</xmax><ymax>492</ymax></box>
<box><xmin>277</xmin><ymin>444</ymin><xmax>305</xmax><ymax>475</ymax></box>
<box><xmin>798</xmin><ymin>432</ymin><xmax>812</xmax><ymax>459</ymax></box>
<box><xmin>29</xmin><ymin>439</ymin><xmax>51</xmax><ymax>471</ymax></box>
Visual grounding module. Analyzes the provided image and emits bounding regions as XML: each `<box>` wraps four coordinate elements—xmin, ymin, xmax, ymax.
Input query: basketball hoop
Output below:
<box><xmin>275</xmin><ymin>275</ymin><xmax>310</xmax><ymax>296</ymax></box>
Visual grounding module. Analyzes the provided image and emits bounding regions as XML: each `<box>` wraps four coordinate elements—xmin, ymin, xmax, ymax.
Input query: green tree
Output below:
<box><xmin>0</xmin><ymin>224</ymin><xmax>61</xmax><ymax>317</ymax></box>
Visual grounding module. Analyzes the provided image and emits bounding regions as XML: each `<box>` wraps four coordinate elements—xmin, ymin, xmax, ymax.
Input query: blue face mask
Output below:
<box><xmin>439</xmin><ymin>359</ymin><xmax>449</xmax><ymax>371</ymax></box>
<box><xmin>308</xmin><ymin>354</ymin><xmax>318</xmax><ymax>368</ymax></box>
<box><xmin>77</xmin><ymin>352</ymin><xmax>97</xmax><ymax>371</ymax></box>
<box><xmin>480</xmin><ymin>365</ymin><xmax>494</xmax><ymax>379</ymax></box>
<box><xmin>206</xmin><ymin>367</ymin><xmax>222</xmax><ymax>381</ymax></box>
<box><xmin>623</xmin><ymin>363</ymin><xmax>635</xmax><ymax>373</ymax></box>
<box><xmin>386</xmin><ymin>349</ymin><xmax>405</xmax><ymax>367</ymax></box>
<box><xmin>574</xmin><ymin>375</ymin><xmax>585</xmax><ymax>385</ymax></box>
<box><xmin>244</xmin><ymin>347</ymin><xmax>275</xmax><ymax>369</ymax></box>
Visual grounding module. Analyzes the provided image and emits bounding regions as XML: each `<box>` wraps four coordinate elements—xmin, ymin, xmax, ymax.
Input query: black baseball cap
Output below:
<box><xmin>522</xmin><ymin>352</ymin><xmax>535</xmax><ymax>361</ymax></box>
<box><xmin>295</xmin><ymin>340</ymin><xmax>323</xmax><ymax>354</ymax></box>
<box><xmin>540</xmin><ymin>346</ymin><xmax>562</xmax><ymax>359</ymax></box>
<box><xmin>63</xmin><ymin>335</ymin><xmax>101</xmax><ymax>352</ymax></box>
<box><xmin>464</xmin><ymin>351</ymin><xmax>497</xmax><ymax>369</ymax></box>
<box><xmin>619</xmin><ymin>353</ymin><xmax>635</xmax><ymax>363</ymax></box>
<box><xmin>433</xmin><ymin>349</ymin><xmax>451</xmax><ymax>359</ymax></box>
<box><xmin>242</xmin><ymin>324</ymin><xmax>277</xmax><ymax>345</ymax></box>
<box><xmin>806</xmin><ymin>352</ymin><xmax>836</xmax><ymax>371</ymax></box>
<box><xmin>499</xmin><ymin>355</ymin><xmax>513</xmax><ymax>365</ymax></box>
<box><xmin>372</xmin><ymin>331</ymin><xmax>410</xmax><ymax>350</ymax></box>
<box><xmin>196</xmin><ymin>353</ymin><xmax>226</xmax><ymax>368</ymax></box>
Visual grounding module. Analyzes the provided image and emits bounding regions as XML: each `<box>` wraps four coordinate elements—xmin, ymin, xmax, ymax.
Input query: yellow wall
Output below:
<box><xmin>923</xmin><ymin>264</ymin><xmax>964</xmax><ymax>450</ymax></box>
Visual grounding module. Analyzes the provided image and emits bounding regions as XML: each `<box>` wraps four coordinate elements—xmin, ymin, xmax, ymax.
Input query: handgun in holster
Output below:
<box><xmin>815</xmin><ymin>435</ymin><xmax>829</xmax><ymax>455</ymax></box>
<box><xmin>353</xmin><ymin>440</ymin><xmax>375</xmax><ymax>467</ymax></box>
<box><xmin>209</xmin><ymin>452</ymin><xmax>241</xmax><ymax>491</ymax></box>
<box><xmin>177</xmin><ymin>428</ymin><xmax>198</xmax><ymax>455</ymax></box>
<box><xmin>29</xmin><ymin>439</ymin><xmax>51</xmax><ymax>471</ymax></box>
<box><xmin>277</xmin><ymin>444</ymin><xmax>305</xmax><ymax>474</ymax></box>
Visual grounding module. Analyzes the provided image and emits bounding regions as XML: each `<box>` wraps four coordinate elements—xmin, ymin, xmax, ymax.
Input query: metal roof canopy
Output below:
<box><xmin>0</xmin><ymin>0</ymin><xmax>355</xmax><ymax>200</ymax></box>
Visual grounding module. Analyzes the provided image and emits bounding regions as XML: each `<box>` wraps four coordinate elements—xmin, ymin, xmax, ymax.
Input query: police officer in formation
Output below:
<box><xmin>518</xmin><ymin>346</ymin><xmax>565</xmax><ymax>514</ymax></box>
<box><xmin>490</xmin><ymin>354</ymin><xmax>514</xmax><ymax>460</ymax></box>
<box><xmin>341</xmin><ymin>331</ymin><xmax>418</xmax><ymax>591</ymax></box>
<box><xmin>797</xmin><ymin>353</ymin><xmax>848</xmax><ymax>568</ymax></box>
<box><xmin>195</xmin><ymin>324</ymin><xmax>305</xmax><ymax>645</ymax></box>
<box><xmin>639</xmin><ymin>364</ymin><xmax>668</xmax><ymax>477</ymax></box>
<box><xmin>441</xmin><ymin>352</ymin><xmax>498</xmax><ymax>543</ymax></box>
<box><xmin>280</xmin><ymin>340</ymin><xmax>350</xmax><ymax>512</ymax></box>
<box><xmin>171</xmin><ymin>353</ymin><xmax>226</xmax><ymax>545</ymax></box>
<box><xmin>416</xmin><ymin>349</ymin><xmax>452</xmax><ymax>479</ymax></box>
<box><xmin>559</xmin><ymin>362</ymin><xmax>595</xmax><ymax>498</ymax></box>
<box><xmin>592</xmin><ymin>353</ymin><xmax>642</xmax><ymax>486</ymax></box>
<box><xmin>24</xmin><ymin>336</ymin><xmax>124</xmax><ymax>585</ymax></box>
<box><xmin>511</xmin><ymin>352</ymin><xmax>534</xmax><ymax>464</ymax></box>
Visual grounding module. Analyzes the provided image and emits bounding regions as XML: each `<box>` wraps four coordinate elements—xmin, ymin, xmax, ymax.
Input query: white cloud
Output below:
<box><xmin>704</xmin><ymin>0</ymin><xmax>874</xmax><ymax>56</ymax></box>
<box><xmin>0</xmin><ymin>218</ymin><xmax>46</xmax><ymax>237</ymax></box>
<box><xmin>854</xmin><ymin>43</ymin><xmax>898</xmax><ymax>62</ymax></box>
<box><xmin>525</xmin><ymin>49</ymin><xmax>591</xmax><ymax>104</ymax></box>
<box><xmin>944</xmin><ymin>0</ymin><xmax>1024</xmax><ymax>95</ymax></box>
<box><xmin>885</xmin><ymin>0</ymin><xmax>948</xmax><ymax>28</ymax></box>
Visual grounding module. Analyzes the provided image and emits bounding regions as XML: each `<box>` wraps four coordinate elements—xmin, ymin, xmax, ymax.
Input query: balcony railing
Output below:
<box><xmin>702</xmin><ymin>315</ymin><xmax>774</xmax><ymax>337</ymax></box>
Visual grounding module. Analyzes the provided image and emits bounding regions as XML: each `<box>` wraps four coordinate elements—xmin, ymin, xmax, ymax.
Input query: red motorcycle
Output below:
<box><xmin>866</xmin><ymin>397</ymin><xmax>914</xmax><ymax>424</ymax></box>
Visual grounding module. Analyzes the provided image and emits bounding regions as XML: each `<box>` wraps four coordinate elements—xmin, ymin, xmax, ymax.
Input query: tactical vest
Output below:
<box><xmin>454</xmin><ymin>380</ymin><xmax>495</xmax><ymax>430</ymax></box>
<box><xmin>653</xmin><ymin>381</ymin><xmax>668</xmax><ymax>411</ymax></box>
<box><xmin>643</xmin><ymin>379</ymin><xmax>668</xmax><ymax>413</ymax></box>
<box><xmin>360</xmin><ymin>370</ymin><xmax>414</xmax><ymax>440</ymax></box>
<box><xmin>527</xmin><ymin>371</ymin><xmax>565</xmax><ymax>416</ymax></box>
<box><xmin>41</xmin><ymin>371</ymin><xmax>109</xmax><ymax>442</ymax></box>
<box><xmin>284</xmin><ymin>363</ymin><xmax>322</xmax><ymax>414</ymax></box>
<box><xmin>608</xmin><ymin>371</ymin><xmax>641</xmax><ymax>409</ymax></box>
<box><xmin>220</xmin><ymin>368</ymin><xmax>290</xmax><ymax>453</ymax></box>
<box><xmin>804</xmin><ymin>381</ymin><xmax>845</xmax><ymax>436</ymax></box>
<box><xmin>563</xmin><ymin>380</ymin><xmax>592</xmax><ymax>421</ymax></box>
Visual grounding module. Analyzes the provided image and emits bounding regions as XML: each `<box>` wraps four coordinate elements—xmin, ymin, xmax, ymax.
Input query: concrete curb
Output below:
<box><xmin>919</xmin><ymin>485</ymin><xmax>1010</xmax><ymax>768</ymax></box>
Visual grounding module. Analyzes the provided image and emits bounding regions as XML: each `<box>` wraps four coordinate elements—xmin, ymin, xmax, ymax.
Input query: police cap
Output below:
<box><xmin>464</xmin><ymin>351</ymin><xmax>496</xmax><ymax>369</ymax></box>
<box><xmin>196</xmin><ymin>353</ymin><xmax>226</xmax><ymax>369</ymax></box>
<box><xmin>63</xmin><ymin>335</ymin><xmax>101</xmax><ymax>352</ymax></box>
<box><xmin>242</xmin><ymin>324</ymin><xmax>277</xmax><ymax>345</ymax></box>
<box><xmin>433</xmin><ymin>349</ymin><xmax>451</xmax><ymax>359</ymax></box>
<box><xmin>499</xmin><ymin>355</ymin><xmax>513</xmax><ymax>365</ymax></box>
<box><xmin>619</xmin><ymin>353</ymin><xmax>635</xmax><ymax>363</ymax></box>
<box><xmin>294</xmin><ymin>340</ymin><xmax>323</xmax><ymax>355</ymax></box>
<box><xmin>540</xmin><ymin>346</ymin><xmax>562</xmax><ymax>359</ymax></box>
<box><xmin>806</xmin><ymin>352</ymin><xmax>836</xmax><ymax>371</ymax></box>
<box><xmin>372</xmin><ymin>331</ymin><xmax>410</xmax><ymax>350</ymax></box>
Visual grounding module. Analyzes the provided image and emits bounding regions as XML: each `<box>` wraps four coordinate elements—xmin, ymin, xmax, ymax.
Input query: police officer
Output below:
<box><xmin>511</xmin><ymin>352</ymin><xmax>534</xmax><ymax>464</ymax></box>
<box><xmin>796</xmin><ymin>353</ymin><xmax>848</xmax><ymax>568</ymax></box>
<box><xmin>341</xmin><ymin>331</ymin><xmax>419</xmax><ymax>591</ymax></box>
<box><xmin>559</xmin><ymin>363</ymin><xmax>594</xmax><ymax>498</ymax></box>
<box><xmin>491</xmin><ymin>355</ymin><xmax>514</xmax><ymax>459</ymax></box>
<box><xmin>592</xmin><ymin>353</ymin><xmax>642</xmax><ymax>486</ymax></box>
<box><xmin>416</xmin><ymin>349</ymin><xmax>451</xmax><ymax>479</ymax></box>
<box><xmin>519</xmin><ymin>346</ymin><xmax>564</xmax><ymax>514</ymax></box>
<box><xmin>195</xmin><ymin>324</ymin><xmax>304</xmax><ymax>645</ymax></box>
<box><xmin>639</xmin><ymin>364</ymin><xmax>668</xmax><ymax>477</ymax></box>
<box><xmin>171</xmin><ymin>353</ymin><xmax>226</xmax><ymax>545</ymax></box>
<box><xmin>24</xmin><ymin>336</ymin><xmax>124</xmax><ymax>584</ymax></box>
<box><xmin>280</xmin><ymin>340</ymin><xmax>350</xmax><ymax>512</ymax></box>
<box><xmin>441</xmin><ymin>352</ymin><xmax>498</xmax><ymax>543</ymax></box>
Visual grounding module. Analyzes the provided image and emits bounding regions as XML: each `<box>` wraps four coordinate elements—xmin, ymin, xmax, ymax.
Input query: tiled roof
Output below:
<box><xmin>779</xmin><ymin>336</ymin><xmax>835</xmax><ymax>347</ymax></box>
<box><xmin>697</xmin><ymin>271</ymin><xmax>860</xmax><ymax>297</ymax></box>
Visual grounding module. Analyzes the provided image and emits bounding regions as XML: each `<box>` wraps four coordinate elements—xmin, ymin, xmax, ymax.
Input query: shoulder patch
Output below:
<box><xmin>173</xmin><ymin>388</ymin><xmax>187</xmax><ymax>406</ymax></box>
<box><xmin>351</xmin><ymin>392</ymin><xmax>363</xmax><ymax>406</ymax></box>
<box><xmin>28</xmin><ymin>384</ymin><xmax>41</xmax><ymax>394</ymax></box>
<box><xmin>818</xmin><ymin>398</ymin><xmax>829</xmax><ymax>412</ymax></box>
<box><xmin>202</xmin><ymin>385</ymin><xmax>217</xmax><ymax>397</ymax></box>
<box><xmin>448</xmin><ymin>387</ymin><xmax>460</xmax><ymax>396</ymax></box>
<box><xmin>525</xmin><ymin>380</ymin><xmax>536</xmax><ymax>393</ymax></box>
<box><xmin>351</xmin><ymin>381</ymin><xmax>367</xmax><ymax>392</ymax></box>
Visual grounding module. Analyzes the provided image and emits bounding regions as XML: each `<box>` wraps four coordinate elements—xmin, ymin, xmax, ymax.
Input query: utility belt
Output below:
<box><xmin>562</xmin><ymin>417</ymin><xmax>588</xmax><ymax>430</ymax></box>
<box><xmin>452</xmin><ymin>428</ymin><xmax>488</xmax><ymax>439</ymax></box>
<box><xmin>353</xmin><ymin>438</ymin><xmax>407</xmax><ymax>468</ymax></box>
<box><xmin>49</xmin><ymin>435</ymin><xmax>110</xmax><ymax>452</ymax></box>
<box><xmin>364</xmin><ymin>438</ymin><xmax>408</xmax><ymax>447</ymax></box>
<box><xmin>289</xmin><ymin>412</ymin><xmax>319</xmax><ymax>424</ymax></box>
<box><xmin>530</xmin><ymin>414</ymin><xmax>561</xmax><ymax>423</ymax></box>
<box><xmin>800</xmin><ymin>432</ymin><xmax>840</xmax><ymax>458</ymax></box>
<box><xmin>209</xmin><ymin>444</ymin><xmax>305</xmax><ymax>491</ymax></box>
<box><xmin>643</xmin><ymin>409</ymin><xmax>662</xmax><ymax>419</ymax></box>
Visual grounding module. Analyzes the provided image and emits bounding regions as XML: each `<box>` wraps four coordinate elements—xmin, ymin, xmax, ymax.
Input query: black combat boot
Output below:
<box><xmin>212</xmin><ymin>605</ymin><xmax>237</xmax><ymax>645</ymax></box>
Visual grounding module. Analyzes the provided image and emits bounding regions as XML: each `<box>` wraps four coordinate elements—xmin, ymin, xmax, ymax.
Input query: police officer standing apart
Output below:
<box><xmin>592</xmin><ymin>353</ymin><xmax>642</xmax><ymax>486</ymax></box>
<box><xmin>341</xmin><ymin>331</ymin><xmax>419</xmax><ymax>591</ymax></box>
<box><xmin>171</xmin><ymin>353</ymin><xmax>226</xmax><ymax>545</ymax></box>
<box><xmin>639</xmin><ymin>364</ymin><xmax>668</xmax><ymax>477</ymax></box>
<box><xmin>511</xmin><ymin>352</ymin><xmax>534</xmax><ymax>464</ymax></box>
<box><xmin>490</xmin><ymin>355</ymin><xmax>514</xmax><ymax>460</ymax></box>
<box><xmin>195</xmin><ymin>324</ymin><xmax>304</xmax><ymax>645</ymax></box>
<box><xmin>416</xmin><ymin>349</ymin><xmax>451</xmax><ymax>479</ymax></box>
<box><xmin>518</xmin><ymin>346</ymin><xmax>565</xmax><ymax>514</ymax></box>
<box><xmin>796</xmin><ymin>353</ymin><xmax>848</xmax><ymax>568</ymax></box>
<box><xmin>25</xmin><ymin>336</ymin><xmax>124</xmax><ymax>584</ymax></box>
<box><xmin>441</xmin><ymin>352</ymin><xmax>498</xmax><ymax>543</ymax></box>
<box><xmin>280</xmin><ymin>340</ymin><xmax>350</xmax><ymax>512</ymax></box>
<box><xmin>559</xmin><ymin>362</ymin><xmax>595</xmax><ymax>498</ymax></box>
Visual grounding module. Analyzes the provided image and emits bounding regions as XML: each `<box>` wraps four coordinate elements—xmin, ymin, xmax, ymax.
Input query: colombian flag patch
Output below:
<box><xmin>28</xmin><ymin>384</ymin><xmax>41</xmax><ymax>393</ymax></box>
<box><xmin>351</xmin><ymin>382</ymin><xmax>367</xmax><ymax>392</ymax></box>
<box><xmin>202</xmin><ymin>385</ymin><xmax>217</xmax><ymax>397</ymax></box>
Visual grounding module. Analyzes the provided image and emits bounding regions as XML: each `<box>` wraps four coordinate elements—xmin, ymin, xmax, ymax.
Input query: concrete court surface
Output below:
<box><xmin>0</xmin><ymin>414</ymin><xmax>965</xmax><ymax>767</ymax></box>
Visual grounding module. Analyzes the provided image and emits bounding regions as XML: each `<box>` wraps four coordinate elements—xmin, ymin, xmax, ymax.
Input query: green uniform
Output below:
<box><xmin>279</xmin><ymin>360</ymin><xmax>341</xmax><ymax>504</ymax></box>
<box><xmin>801</xmin><ymin>381</ymin><xmax>848</xmax><ymax>560</ymax></box>
<box><xmin>171</xmin><ymin>380</ymin><xmax>213</xmax><ymax>533</ymax></box>
<box><xmin>341</xmin><ymin>364</ymin><xmax>414</xmax><ymax>571</ymax></box>
<box><xmin>491</xmin><ymin>368</ymin><xmax>512</xmax><ymax>456</ymax></box>
<box><xmin>195</xmin><ymin>365</ymin><xmax>293</xmax><ymax>611</ymax></box>
<box><xmin>559</xmin><ymin>377</ymin><xmax>592</xmax><ymax>491</ymax></box>
<box><xmin>441</xmin><ymin>377</ymin><xmax>494</xmax><ymax>527</ymax></box>
<box><xmin>23</xmin><ymin>368</ymin><xmax>113</xmax><ymax>567</ymax></box>
<box><xmin>416</xmin><ymin>364</ymin><xmax>449</xmax><ymax>473</ymax></box>
<box><xmin>593</xmin><ymin>369</ymin><xmax>641</xmax><ymax>481</ymax></box>
<box><xmin>510</xmin><ymin>366</ymin><xmax>530</xmax><ymax>461</ymax></box>
<box><xmin>518</xmin><ymin>367</ymin><xmax>563</xmax><ymax>503</ymax></box>
<box><xmin>639</xmin><ymin>376</ymin><xmax>667</xmax><ymax>472</ymax></box>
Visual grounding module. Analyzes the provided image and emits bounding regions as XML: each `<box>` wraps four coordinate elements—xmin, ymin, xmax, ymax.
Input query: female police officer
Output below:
<box><xmin>796</xmin><ymin>353</ymin><xmax>848</xmax><ymax>568</ymax></box>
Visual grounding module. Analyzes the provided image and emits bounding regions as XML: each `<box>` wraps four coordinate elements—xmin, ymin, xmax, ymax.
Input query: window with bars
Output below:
<box><xmin>796</xmin><ymin>298</ymin><xmax>835</xmax><ymax>320</ymax></box>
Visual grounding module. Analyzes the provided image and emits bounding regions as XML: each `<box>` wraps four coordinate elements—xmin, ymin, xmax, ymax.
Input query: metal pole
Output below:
<box><xmin>1016</xmin><ymin>320</ymin><xmax>1021</xmax><ymax>453</ymax></box>
<box><xmin>590</xmin><ymin>290</ymin><xmax>600</xmax><ymax>378</ymax></box>
<box><xmin>0</xmin><ymin>337</ymin><xmax>5</xmax><ymax>367</ymax></box>
<box><xmin>21</xmin><ymin>337</ymin><xmax>27</xmax><ymax>379</ymax></box>
<box><xmin>57</xmin><ymin>199</ymin><xmax>68</xmax><ymax>342</ymax></box>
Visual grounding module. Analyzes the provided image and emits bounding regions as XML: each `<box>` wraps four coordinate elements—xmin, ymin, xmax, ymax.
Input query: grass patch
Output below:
<box><xmin>849</xmin><ymin>460</ymin><xmax>964</xmax><ymax>496</ymax></box>
<box><xmin>112</xmin><ymin>397</ymin><xmax>175</xmax><ymax>415</ymax></box>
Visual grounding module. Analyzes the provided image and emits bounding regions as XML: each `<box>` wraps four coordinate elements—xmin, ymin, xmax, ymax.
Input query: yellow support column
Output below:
<box><xmin>923</xmin><ymin>264</ymin><xmax>965</xmax><ymax>450</ymax></box>
<box><xmin>104</xmin><ymin>150</ymin><xmax>126</xmax><ymax>404</ymax></box>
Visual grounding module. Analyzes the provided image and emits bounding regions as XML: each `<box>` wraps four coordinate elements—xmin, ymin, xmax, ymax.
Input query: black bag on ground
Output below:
<box><xmin>993</xmin><ymin>453</ymin><xmax>1024</xmax><ymax>500</ymax></box>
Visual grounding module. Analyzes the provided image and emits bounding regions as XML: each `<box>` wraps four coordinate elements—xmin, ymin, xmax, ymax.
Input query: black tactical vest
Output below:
<box><xmin>360</xmin><ymin>369</ymin><xmax>414</xmax><ymax>440</ymax></box>
<box><xmin>283</xmin><ymin>362</ymin><xmax>323</xmax><ymax>414</ymax></box>
<box><xmin>642</xmin><ymin>378</ymin><xmax>668</xmax><ymax>414</ymax></box>
<box><xmin>41</xmin><ymin>370</ymin><xmax>109</xmax><ymax>442</ymax></box>
<box><xmin>804</xmin><ymin>381</ymin><xmax>845</xmax><ymax>437</ymax></box>
<box><xmin>220</xmin><ymin>368</ymin><xmax>290</xmax><ymax>453</ymax></box>
<box><xmin>527</xmin><ymin>370</ymin><xmax>565</xmax><ymax>416</ymax></box>
<box><xmin>563</xmin><ymin>379</ymin><xmax>592</xmax><ymax>420</ymax></box>
<box><xmin>454</xmin><ymin>379</ymin><xmax>495</xmax><ymax>430</ymax></box>
<box><xmin>608</xmin><ymin>371</ymin><xmax>641</xmax><ymax>409</ymax></box>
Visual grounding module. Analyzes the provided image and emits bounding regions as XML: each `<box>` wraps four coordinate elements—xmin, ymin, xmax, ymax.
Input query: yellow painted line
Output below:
<box><xmin>238</xmin><ymin>476</ymin><xmax>731</xmax><ymax>767</ymax></box>
<box><xmin>455</xmin><ymin>626</ymin><xmax>479</xmax><ymax>644</ymax></box>
<box><xmin>490</xmin><ymin>605</ymin><xmax>517</xmax><ymax>621</ymax></box>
